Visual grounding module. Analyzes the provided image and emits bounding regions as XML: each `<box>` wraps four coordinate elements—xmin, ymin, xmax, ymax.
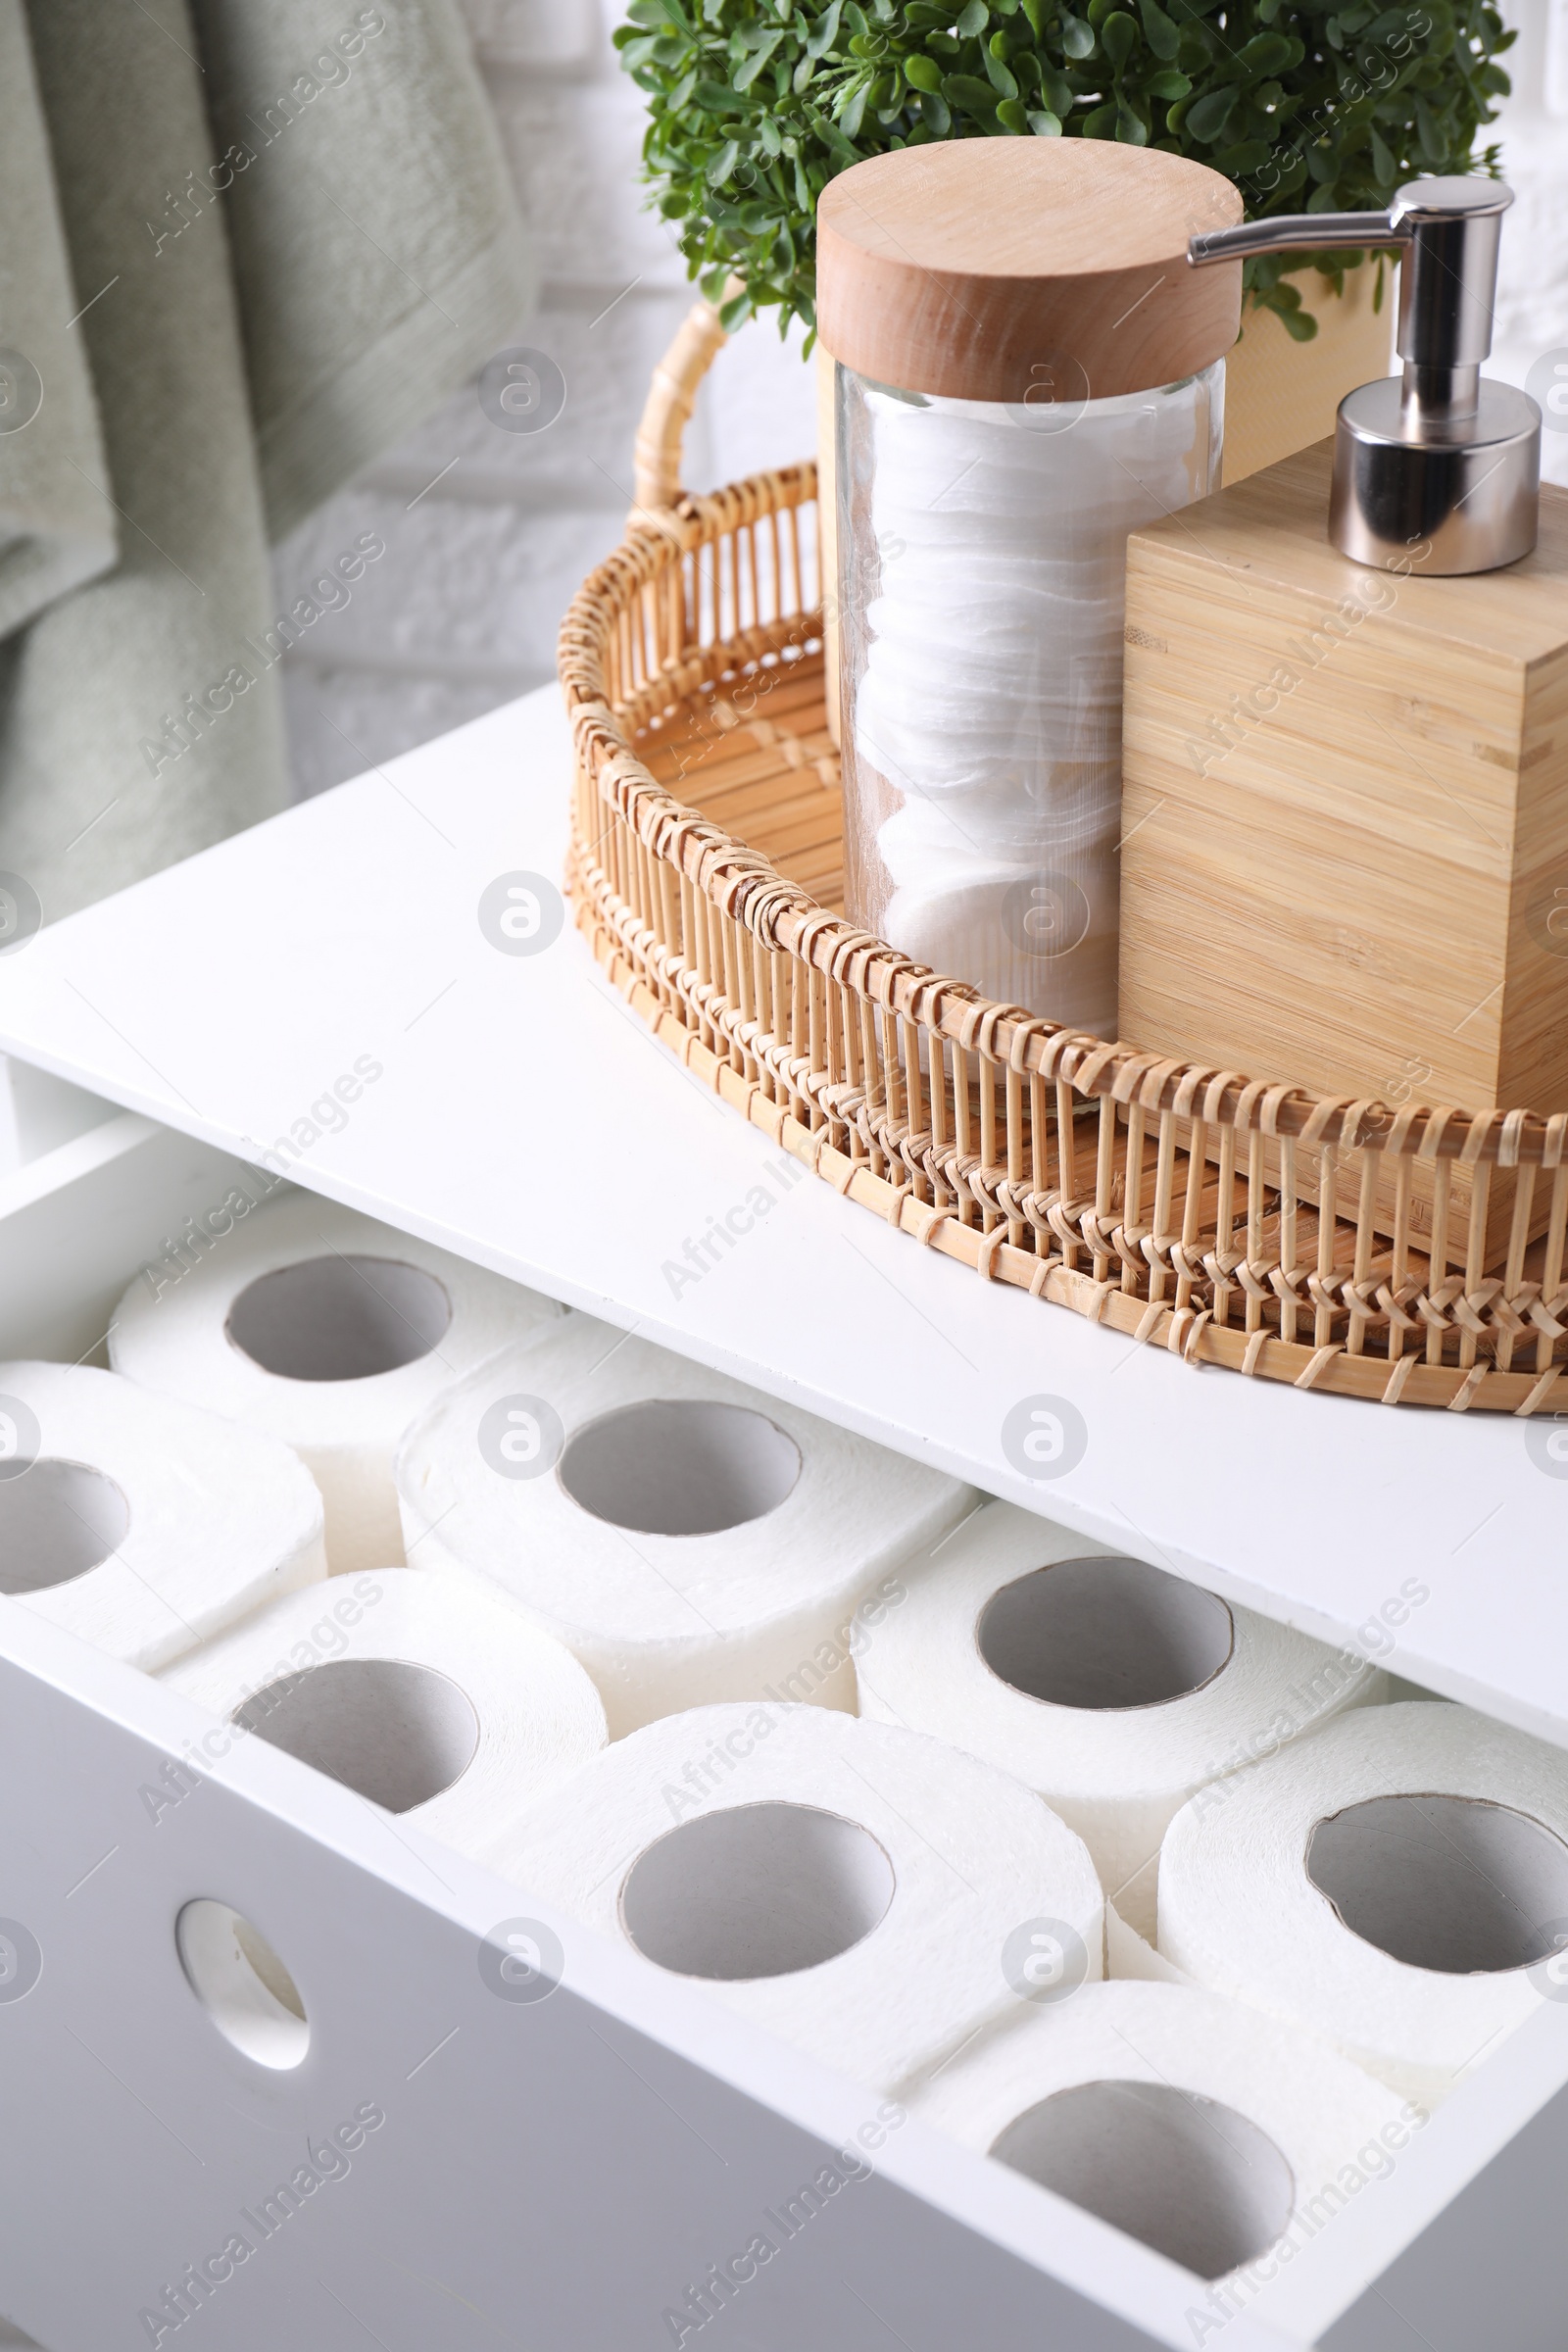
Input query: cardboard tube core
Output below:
<box><xmin>234</xmin><ymin>1657</ymin><xmax>480</xmax><ymax>1814</ymax></box>
<box><xmin>560</xmin><ymin>1399</ymin><xmax>802</xmax><ymax>1537</ymax></box>
<box><xmin>991</xmin><ymin>2078</ymin><xmax>1295</xmax><ymax>2278</ymax></box>
<box><xmin>1307</xmin><ymin>1791</ymin><xmax>1568</xmax><ymax>1974</ymax></box>
<box><xmin>620</xmin><ymin>1801</ymin><xmax>895</xmax><ymax>1981</ymax></box>
<box><xmin>0</xmin><ymin>1460</ymin><xmax>130</xmax><ymax>1593</ymax></box>
<box><xmin>227</xmin><ymin>1255</ymin><xmax>453</xmax><ymax>1380</ymax></box>
<box><xmin>978</xmin><ymin>1556</ymin><xmax>1235</xmax><ymax>1710</ymax></box>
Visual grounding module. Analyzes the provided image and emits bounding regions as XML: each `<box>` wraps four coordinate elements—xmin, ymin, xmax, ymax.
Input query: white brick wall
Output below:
<box><xmin>276</xmin><ymin>0</ymin><xmax>1564</xmax><ymax>800</ymax></box>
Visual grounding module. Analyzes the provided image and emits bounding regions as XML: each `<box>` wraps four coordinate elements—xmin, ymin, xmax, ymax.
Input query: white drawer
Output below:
<box><xmin>2</xmin><ymin>1103</ymin><xmax>1566</xmax><ymax>2352</ymax></box>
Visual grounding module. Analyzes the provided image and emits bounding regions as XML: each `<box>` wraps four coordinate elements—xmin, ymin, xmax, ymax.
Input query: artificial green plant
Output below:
<box><xmin>614</xmin><ymin>0</ymin><xmax>1511</xmax><ymax>341</ymax></box>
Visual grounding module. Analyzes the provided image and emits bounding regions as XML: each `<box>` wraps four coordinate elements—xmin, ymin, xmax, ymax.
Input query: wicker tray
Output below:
<box><xmin>560</xmin><ymin>302</ymin><xmax>1568</xmax><ymax>1416</ymax></box>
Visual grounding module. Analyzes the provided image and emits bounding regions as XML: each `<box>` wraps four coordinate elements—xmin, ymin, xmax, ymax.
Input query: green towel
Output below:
<box><xmin>0</xmin><ymin>4</ymin><xmax>117</xmax><ymax>642</ymax></box>
<box><xmin>197</xmin><ymin>0</ymin><xmax>538</xmax><ymax>537</ymax></box>
<box><xmin>0</xmin><ymin>0</ymin><xmax>531</xmax><ymax>924</ymax></box>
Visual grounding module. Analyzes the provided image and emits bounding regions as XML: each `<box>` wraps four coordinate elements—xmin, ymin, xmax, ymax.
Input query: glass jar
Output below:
<box><xmin>837</xmin><ymin>361</ymin><xmax>1224</xmax><ymax>1038</ymax></box>
<box><xmin>815</xmin><ymin>137</ymin><xmax>1242</xmax><ymax>1039</ymax></box>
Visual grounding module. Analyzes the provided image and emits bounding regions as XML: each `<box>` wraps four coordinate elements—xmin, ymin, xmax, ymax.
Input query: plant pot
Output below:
<box><xmin>814</xmin><ymin>257</ymin><xmax>1394</xmax><ymax>744</ymax></box>
<box><xmin>1220</xmin><ymin>257</ymin><xmax>1395</xmax><ymax>485</ymax></box>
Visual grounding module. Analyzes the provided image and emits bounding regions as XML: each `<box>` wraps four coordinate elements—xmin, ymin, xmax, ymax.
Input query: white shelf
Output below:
<box><xmin>1</xmin><ymin>685</ymin><xmax>1563</xmax><ymax>1746</ymax></box>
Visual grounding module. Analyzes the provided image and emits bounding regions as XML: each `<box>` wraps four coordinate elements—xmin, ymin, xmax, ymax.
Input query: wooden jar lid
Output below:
<box><xmin>816</xmin><ymin>140</ymin><xmax>1243</xmax><ymax>404</ymax></box>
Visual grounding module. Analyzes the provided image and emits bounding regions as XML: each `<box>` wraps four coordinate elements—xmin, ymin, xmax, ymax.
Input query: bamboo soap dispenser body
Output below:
<box><xmin>1117</xmin><ymin>179</ymin><xmax>1566</xmax><ymax>1266</ymax></box>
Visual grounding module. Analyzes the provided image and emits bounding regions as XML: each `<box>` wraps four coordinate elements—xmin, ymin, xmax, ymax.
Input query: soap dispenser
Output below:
<box><xmin>1116</xmin><ymin>177</ymin><xmax>1566</xmax><ymax>1266</ymax></box>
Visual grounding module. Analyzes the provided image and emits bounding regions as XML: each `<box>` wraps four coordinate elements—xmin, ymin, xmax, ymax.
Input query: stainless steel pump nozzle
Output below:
<box><xmin>1189</xmin><ymin>178</ymin><xmax>1541</xmax><ymax>574</ymax></box>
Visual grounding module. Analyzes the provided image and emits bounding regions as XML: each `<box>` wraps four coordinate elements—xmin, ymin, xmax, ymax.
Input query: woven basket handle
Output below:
<box><xmin>631</xmin><ymin>280</ymin><xmax>743</xmax><ymax>514</ymax></box>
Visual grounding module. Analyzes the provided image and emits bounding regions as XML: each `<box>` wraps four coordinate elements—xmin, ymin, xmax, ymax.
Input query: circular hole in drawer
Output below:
<box><xmin>558</xmin><ymin>1399</ymin><xmax>801</xmax><ymax>1536</ymax></box>
<box><xmin>225</xmin><ymin>1256</ymin><xmax>452</xmax><ymax>1381</ymax></box>
<box><xmin>0</xmin><ymin>1461</ymin><xmax>130</xmax><ymax>1593</ymax></box>
<box><xmin>1307</xmin><ymin>1792</ymin><xmax>1568</xmax><ymax>1974</ymax></box>
<box><xmin>991</xmin><ymin>2079</ymin><xmax>1295</xmax><ymax>2279</ymax></box>
<box><xmin>176</xmin><ymin>1900</ymin><xmax>308</xmax><ymax>2069</ymax></box>
<box><xmin>620</xmin><ymin>1801</ymin><xmax>894</xmax><ymax>1979</ymax></box>
<box><xmin>978</xmin><ymin>1557</ymin><xmax>1235</xmax><ymax>1711</ymax></box>
<box><xmin>232</xmin><ymin>1659</ymin><xmax>479</xmax><ymax>1813</ymax></box>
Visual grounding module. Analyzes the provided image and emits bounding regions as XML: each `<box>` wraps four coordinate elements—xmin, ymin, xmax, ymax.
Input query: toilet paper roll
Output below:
<box><xmin>162</xmin><ymin>1566</ymin><xmax>607</xmax><ymax>1857</ymax></box>
<box><xmin>856</xmin><ymin>1502</ymin><xmax>1383</xmax><ymax>1938</ymax></box>
<box><xmin>1105</xmin><ymin>1902</ymin><xmax>1190</xmax><ymax>1986</ymax></box>
<box><xmin>1158</xmin><ymin>1701</ymin><xmax>1568</xmax><ymax>2101</ymax></box>
<box><xmin>396</xmin><ymin>1317</ymin><xmax>973</xmax><ymax>1736</ymax></box>
<box><xmin>910</xmin><ymin>1982</ymin><xmax>1415</xmax><ymax>2284</ymax></box>
<box><xmin>0</xmin><ymin>1359</ymin><xmax>325</xmax><ymax>1670</ymax></box>
<box><xmin>490</xmin><ymin>1701</ymin><xmax>1104</xmax><ymax>2091</ymax></box>
<box><xmin>110</xmin><ymin>1190</ymin><xmax>564</xmax><ymax>1576</ymax></box>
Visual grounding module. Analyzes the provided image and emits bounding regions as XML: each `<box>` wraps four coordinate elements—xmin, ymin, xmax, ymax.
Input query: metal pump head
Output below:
<box><xmin>1189</xmin><ymin>178</ymin><xmax>1541</xmax><ymax>575</ymax></box>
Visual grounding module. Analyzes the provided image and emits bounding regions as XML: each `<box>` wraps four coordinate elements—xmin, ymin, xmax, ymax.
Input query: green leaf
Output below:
<box><xmin>734</xmin><ymin>30</ymin><xmax>784</xmax><ymax>86</ymax></box>
<box><xmin>1041</xmin><ymin>66</ymin><xmax>1073</xmax><ymax>111</ymax></box>
<box><xmin>1028</xmin><ymin>105</ymin><xmax>1062</xmax><ymax>130</ymax></box>
<box><xmin>718</xmin><ymin>288</ymin><xmax>754</xmax><ymax>328</ymax></box>
<box><xmin>839</xmin><ymin>76</ymin><xmax>870</xmax><ymax>134</ymax></box>
<box><xmin>1369</xmin><ymin>126</ymin><xmax>1396</xmax><ymax>178</ymax></box>
<box><xmin>1144</xmin><ymin>66</ymin><xmax>1189</xmax><ymax>95</ymax></box>
<box><xmin>808</xmin><ymin>104</ymin><xmax>861</xmax><ymax>162</ymax></box>
<box><xmin>1238</xmin><ymin>28</ymin><xmax>1294</xmax><ymax>72</ymax></box>
<box><xmin>943</xmin><ymin>71</ymin><xmax>1002</xmax><ymax>114</ymax></box>
<box><xmin>904</xmin><ymin>50</ymin><xmax>944</xmax><ymax>91</ymax></box>
<box><xmin>956</xmin><ymin>0</ymin><xmax>989</xmax><ymax>31</ymax></box>
<box><xmin>707</xmin><ymin>137</ymin><xmax>740</xmax><ymax>182</ymax></box>
<box><xmin>1414</xmin><ymin>93</ymin><xmax>1446</xmax><ymax>160</ymax></box>
<box><xmin>1083</xmin><ymin>98</ymin><xmax>1117</xmax><ymax>132</ymax></box>
<box><xmin>1184</xmin><ymin>83</ymin><xmax>1237</xmax><ymax>139</ymax></box>
<box><xmin>1115</xmin><ymin>93</ymin><xmax>1149</xmax><ymax>137</ymax></box>
<box><xmin>1209</xmin><ymin>135</ymin><xmax>1271</xmax><ymax>172</ymax></box>
<box><xmin>997</xmin><ymin>94</ymin><xmax>1029</xmax><ymax>126</ymax></box>
<box><xmin>1102</xmin><ymin>11</ymin><xmax>1138</xmax><ymax>68</ymax></box>
<box><xmin>1139</xmin><ymin>0</ymin><xmax>1181</xmax><ymax>58</ymax></box>
<box><xmin>805</xmin><ymin>1</ymin><xmax>842</xmax><ymax>57</ymax></box>
<box><xmin>1021</xmin><ymin>0</ymin><xmax>1046</xmax><ymax>32</ymax></box>
<box><xmin>1060</xmin><ymin>13</ymin><xmax>1096</xmax><ymax>55</ymax></box>
<box><xmin>919</xmin><ymin>88</ymin><xmax>952</xmax><ymax>128</ymax></box>
<box><xmin>984</xmin><ymin>36</ymin><xmax>1020</xmax><ymax>93</ymax></box>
